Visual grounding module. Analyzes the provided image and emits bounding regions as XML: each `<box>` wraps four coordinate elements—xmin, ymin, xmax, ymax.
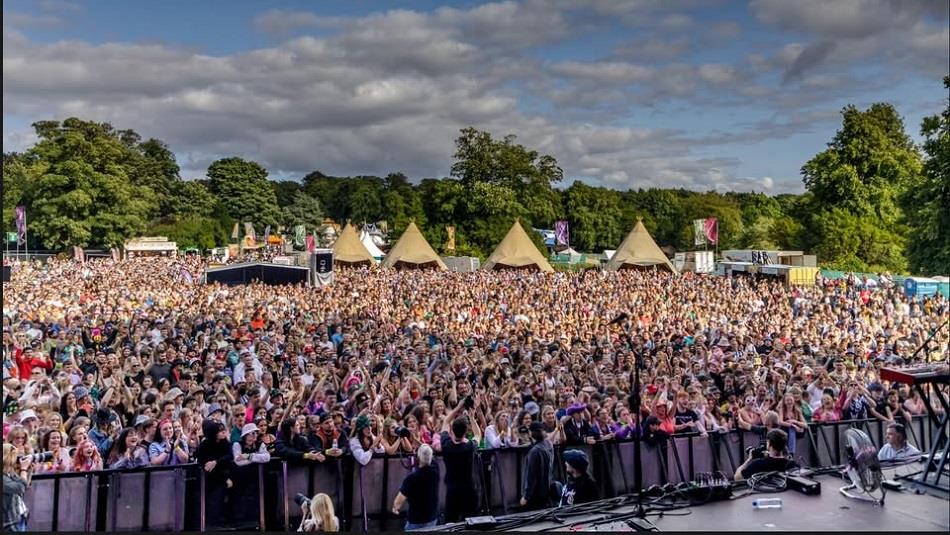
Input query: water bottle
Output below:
<box><xmin>752</xmin><ymin>498</ymin><xmax>783</xmax><ymax>509</ymax></box>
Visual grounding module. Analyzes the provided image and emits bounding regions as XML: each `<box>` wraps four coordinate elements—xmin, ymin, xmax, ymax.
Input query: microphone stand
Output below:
<box><xmin>616</xmin><ymin>320</ymin><xmax>656</xmax><ymax>530</ymax></box>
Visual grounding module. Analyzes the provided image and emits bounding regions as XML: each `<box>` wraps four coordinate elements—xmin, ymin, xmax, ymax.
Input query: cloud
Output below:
<box><xmin>782</xmin><ymin>40</ymin><xmax>836</xmax><ymax>83</ymax></box>
<box><xmin>252</xmin><ymin>9</ymin><xmax>322</xmax><ymax>36</ymax></box>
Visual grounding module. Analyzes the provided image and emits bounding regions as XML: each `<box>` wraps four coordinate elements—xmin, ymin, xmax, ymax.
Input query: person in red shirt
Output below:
<box><xmin>15</xmin><ymin>345</ymin><xmax>53</xmax><ymax>380</ymax></box>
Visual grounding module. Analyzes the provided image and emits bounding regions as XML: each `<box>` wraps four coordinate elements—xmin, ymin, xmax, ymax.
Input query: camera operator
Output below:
<box><xmin>438</xmin><ymin>414</ymin><xmax>481</xmax><ymax>522</ymax></box>
<box><xmin>3</xmin><ymin>443</ymin><xmax>32</xmax><ymax>531</ymax></box>
<box><xmin>520</xmin><ymin>422</ymin><xmax>554</xmax><ymax>511</ymax></box>
<box><xmin>734</xmin><ymin>429</ymin><xmax>797</xmax><ymax>481</ymax></box>
<box><xmin>392</xmin><ymin>444</ymin><xmax>439</xmax><ymax>531</ymax></box>
<box><xmin>297</xmin><ymin>493</ymin><xmax>339</xmax><ymax>532</ymax></box>
<box><xmin>559</xmin><ymin>450</ymin><xmax>599</xmax><ymax>506</ymax></box>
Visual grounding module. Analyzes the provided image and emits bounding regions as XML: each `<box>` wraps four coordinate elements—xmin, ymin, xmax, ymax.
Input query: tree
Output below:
<box><xmin>151</xmin><ymin>215</ymin><xmax>229</xmax><ymax>250</ymax></box>
<box><xmin>272</xmin><ymin>179</ymin><xmax>302</xmax><ymax>208</ymax></box>
<box><xmin>906</xmin><ymin>76</ymin><xmax>950</xmax><ymax>275</ymax></box>
<box><xmin>206</xmin><ymin>157</ymin><xmax>281</xmax><ymax>227</ymax></box>
<box><xmin>282</xmin><ymin>191</ymin><xmax>324</xmax><ymax>230</ymax></box>
<box><xmin>19</xmin><ymin>119</ymin><xmax>158</xmax><ymax>248</ymax></box>
<box><xmin>169</xmin><ymin>180</ymin><xmax>218</xmax><ymax>217</ymax></box>
<box><xmin>801</xmin><ymin>103</ymin><xmax>923</xmax><ymax>271</ymax></box>
<box><xmin>563</xmin><ymin>181</ymin><xmax>625</xmax><ymax>251</ymax></box>
<box><xmin>451</xmin><ymin>127</ymin><xmax>563</xmax><ymax>191</ymax></box>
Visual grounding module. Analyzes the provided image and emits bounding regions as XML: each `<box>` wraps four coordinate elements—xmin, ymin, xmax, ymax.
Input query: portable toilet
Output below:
<box><xmin>904</xmin><ymin>277</ymin><xmax>940</xmax><ymax>298</ymax></box>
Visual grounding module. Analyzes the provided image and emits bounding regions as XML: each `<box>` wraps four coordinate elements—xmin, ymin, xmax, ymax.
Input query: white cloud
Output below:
<box><xmin>252</xmin><ymin>9</ymin><xmax>322</xmax><ymax>36</ymax></box>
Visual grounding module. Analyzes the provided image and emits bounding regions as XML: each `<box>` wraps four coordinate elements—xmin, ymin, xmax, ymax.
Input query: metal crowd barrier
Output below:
<box><xmin>22</xmin><ymin>415</ymin><xmax>941</xmax><ymax>532</ymax></box>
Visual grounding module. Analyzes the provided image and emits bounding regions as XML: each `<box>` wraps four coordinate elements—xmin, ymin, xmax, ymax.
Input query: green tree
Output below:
<box><xmin>151</xmin><ymin>215</ymin><xmax>229</xmax><ymax>250</ymax></box>
<box><xmin>169</xmin><ymin>180</ymin><xmax>218</xmax><ymax>217</ymax></box>
<box><xmin>19</xmin><ymin>118</ymin><xmax>158</xmax><ymax>248</ymax></box>
<box><xmin>906</xmin><ymin>76</ymin><xmax>950</xmax><ymax>275</ymax></box>
<box><xmin>282</xmin><ymin>191</ymin><xmax>324</xmax><ymax>230</ymax></box>
<box><xmin>801</xmin><ymin>103</ymin><xmax>922</xmax><ymax>271</ymax></box>
<box><xmin>563</xmin><ymin>181</ymin><xmax>625</xmax><ymax>251</ymax></box>
<box><xmin>451</xmin><ymin>127</ymin><xmax>563</xmax><ymax>191</ymax></box>
<box><xmin>206</xmin><ymin>157</ymin><xmax>281</xmax><ymax>227</ymax></box>
<box><xmin>272</xmin><ymin>179</ymin><xmax>303</xmax><ymax>208</ymax></box>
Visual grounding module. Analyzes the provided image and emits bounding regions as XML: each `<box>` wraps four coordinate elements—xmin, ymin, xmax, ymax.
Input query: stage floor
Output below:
<box><xmin>494</xmin><ymin>469</ymin><xmax>949</xmax><ymax>532</ymax></box>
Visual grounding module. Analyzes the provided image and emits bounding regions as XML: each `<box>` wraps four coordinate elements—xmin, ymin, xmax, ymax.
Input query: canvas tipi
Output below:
<box><xmin>332</xmin><ymin>223</ymin><xmax>376</xmax><ymax>265</ymax></box>
<box><xmin>381</xmin><ymin>222</ymin><xmax>447</xmax><ymax>270</ymax></box>
<box><xmin>604</xmin><ymin>219</ymin><xmax>677</xmax><ymax>273</ymax></box>
<box><xmin>359</xmin><ymin>229</ymin><xmax>386</xmax><ymax>260</ymax></box>
<box><xmin>483</xmin><ymin>220</ymin><xmax>554</xmax><ymax>272</ymax></box>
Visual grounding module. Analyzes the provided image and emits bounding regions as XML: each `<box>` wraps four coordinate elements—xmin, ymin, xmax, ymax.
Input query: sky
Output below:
<box><xmin>3</xmin><ymin>0</ymin><xmax>948</xmax><ymax>194</ymax></box>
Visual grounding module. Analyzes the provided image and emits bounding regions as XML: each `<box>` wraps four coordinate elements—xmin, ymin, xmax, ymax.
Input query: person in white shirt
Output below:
<box><xmin>484</xmin><ymin>412</ymin><xmax>515</xmax><ymax>449</ymax></box>
<box><xmin>878</xmin><ymin>423</ymin><xmax>920</xmax><ymax>461</ymax></box>
<box><xmin>232</xmin><ymin>351</ymin><xmax>264</xmax><ymax>385</ymax></box>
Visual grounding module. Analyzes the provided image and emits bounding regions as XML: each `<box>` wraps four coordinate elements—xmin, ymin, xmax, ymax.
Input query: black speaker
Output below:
<box><xmin>2</xmin><ymin>265</ymin><xmax>10</xmax><ymax>282</ymax></box>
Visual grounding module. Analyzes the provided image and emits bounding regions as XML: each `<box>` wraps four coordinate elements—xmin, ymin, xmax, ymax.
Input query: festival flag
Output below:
<box><xmin>181</xmin><ymin>267</ymin><xmax>194</xmax><ymax>285</ymax></box>
<box><xmin>693</xmin><ymin>219</ymin><xmax>706</xmax><ymax>246</ymax></box>
<box><xmin>263</xmin><ymin>225</ymin><xmax>271</xmax><ymax>245</ymax></box>
<box><xmin>111</xmin><ymin>247</ymin><xmax>121</xmax><ymax>262</ymax></box>
<box><xmin>294</xmin><ymin>225</ymin><xmax>306</xmax><ymax>247</ymax></box>
<box><xmin>6</xmin><ymin>232</ymin><xmax>16</xmax><ymax>243</ymax></box>
<box><xmin>14</xmin><ymin>206</ymin><xmax>26</xmax><ymax>245</ymax></box>
<box><xmin>704</xmin><ymin>217</ymin><xmax>719</xmax><ymax>244</ymax></box>
<box><xmin>244</xmin><ymin>222</ymin><xmax>256</xmax><ymax>241</ymax></box>
<box><xmin>73</xmin><ymin>246</ymin><xmax>85</xmax><ymax>263</ymax></box>
<box><xmin>445</xmin><ymin>226</ymin><xmax>456</xmax><ymax>252</ymax></box>
<box><xmin>554</xmin><ymin>220</ymin><xmax>570</xmax><ymax>246</ymax></box>
<box><xmin>231</xmin><ymin>222</ymin><xmax>240</xmax><ymax>240</ymax></box>
<box><xmin>305</xmin><ymin>234</ymin><xmax>316</xmax><ymax>253</ymax></box>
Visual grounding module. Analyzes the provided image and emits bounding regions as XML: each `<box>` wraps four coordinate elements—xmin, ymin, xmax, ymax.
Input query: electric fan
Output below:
<box><xmin>839</xmin><ymin>428</ymin><xmax>886</xmax><ymax>505</ymax></box>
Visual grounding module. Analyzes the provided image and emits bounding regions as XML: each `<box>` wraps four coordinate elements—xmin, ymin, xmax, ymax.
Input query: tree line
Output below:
<box><xmin>3</xmin><ymin>77</ymin><xmax>947</xmax><ymax>275</ymax></box>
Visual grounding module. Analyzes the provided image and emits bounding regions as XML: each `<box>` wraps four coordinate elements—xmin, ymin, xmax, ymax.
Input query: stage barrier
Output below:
<box><xmin>22</xmin><ymin>415</ymin><xmax>941</xmax><ymax>532</ymax></box>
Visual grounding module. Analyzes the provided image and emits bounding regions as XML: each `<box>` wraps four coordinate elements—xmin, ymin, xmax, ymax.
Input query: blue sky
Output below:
<box><xmin>3</xmin><ymin>0</ymin><xmax>947</xmax><ymax>193</ymax></box>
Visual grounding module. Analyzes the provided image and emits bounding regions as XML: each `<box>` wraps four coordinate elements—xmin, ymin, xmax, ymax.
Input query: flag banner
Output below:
<box><xmin>294</xmin><ymin>225</ymin><xmax>306</xmax><ymax>247</ymax></box>
<box><xmin>305</xmin><ymin>234</ymin><xmax>316</xmax><ymax>253</ymax></box>
<box><xmin>73</xmin><ymin>246</ymin><xmax>85</xmax><ymax>262</ymax></box>
<box><xmin>244</xmin><ymin>222</ymin><xmax>256</xmax><ymax>241</ymax></box>
<box><xmin>263</xmin><ymin>225</ymin><xmax>271</xmax><ymax>245</ymax></box>
<box><xmin>14</xmin><ymin>206</ymin><xmax>26</xmax><ymax>245</ymax></box>
<box><xmin>445</xmin><ymin>226</ymin><xmax>456</xmax><ymax>252</ymax></box>
<box><xmin>751</xmin><ymin>251</ymin><xmax>773</xmax><ymax>265</ymax></box>
<box><xmin>704</xmin><ymin>217</ymin><xmax>719</xmax><ymax>244</ymax></box>
<box><xmin>555</xmin><ymin>220</ymin><xmax>570</xmax><ymax>246</ymax></box>
<box><xmin>181</xmin><ymin>267</ymin><xmax>194</xmax><ymax>285</ymax></box>
<box><xmin>6</xmin><ymin>232</ymin><xmax>16</xmax><ymax>243</ymax></box>
<box><xmin>693</xmin><ymin>219</ymin><xmax>706</xmax><ymax>246</ymax></box>
<box><xmin>311</xmin><ymin>249</ymin><xmax>334</xmax><ymax>286</ymax></box>
<box><xmin>111</xmin><ymin>247</ymin><xmax>121</xmax><ymax>262</ymax></box>
<box><xmin>231</xmin><ymin>222</ymin><xmax>240</xmax><ymax>240</ymax></box>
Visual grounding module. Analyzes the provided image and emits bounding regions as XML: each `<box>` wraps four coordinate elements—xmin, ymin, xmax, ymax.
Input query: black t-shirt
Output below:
<box><xmin>439</xmin><ymin>432</ymin><xmax>475</xmax><ymax>490</ymax></box>
<box><xmin>400</xmin><ymin>464</ymin><xmax>440</xmax><ymax>524</ymax></box>
<box><xmin>674</xmin><ymin>409</ymin><xmax>699</xmax><ymax>426</ymax></box>
<box><xmin>148</xmin><ymin>362</ymin><xmax>173</xmax><ymax>383</ymax></box>
<box><xmin>740</xmin><ymin>456</ymin><xmax>797</xmax><ymax>479</ymax></box>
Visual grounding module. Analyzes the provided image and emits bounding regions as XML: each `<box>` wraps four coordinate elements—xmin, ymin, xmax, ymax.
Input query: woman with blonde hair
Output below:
<box><xmin>3</xmin><ymin>443</ymin><xmax>32</xmax><ymax>531</ymax></box>
<box><xmin>297</xmin><ymin>492</ymin><xmax>339</xmax><ymax>532</ymax></box>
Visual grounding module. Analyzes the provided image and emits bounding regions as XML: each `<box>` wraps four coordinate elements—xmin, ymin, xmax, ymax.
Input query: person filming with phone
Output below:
<box><xmin>734</xmin><ymin>429</ymin><xmax>797</xmax><ymax>481</ymax></box>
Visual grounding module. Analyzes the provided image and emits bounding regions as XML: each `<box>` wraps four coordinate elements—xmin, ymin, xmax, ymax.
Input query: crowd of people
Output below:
<box><xmin>2</xmin><ymin>254</ymin><xmax>948</xmax><ymax>530</ymax></box>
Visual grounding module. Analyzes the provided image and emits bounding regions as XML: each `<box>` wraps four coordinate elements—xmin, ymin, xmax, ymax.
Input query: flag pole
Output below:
<box><xmin>23</xmin><ymin>209</ymin><xmax>28</xmax><ymax>262</ymax></box>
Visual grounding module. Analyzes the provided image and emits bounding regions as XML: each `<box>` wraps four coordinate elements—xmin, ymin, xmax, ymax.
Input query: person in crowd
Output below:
<box><xmin>877</xmin><ymin>423</ymin><xmax>921</xmax><ymax>461</ymax></box>
<box><xmin>521</xmin><ymin>422</ymin><xmax>554</xmax><ymax>511</ymax></box>
<box><xmin>231</xmin><ymin>423</ymin><xmax>271</xmax><ymax>525</ymax></box>
<box><xmin>734</xmin><ymin>429</ymin><xmax>797</xmax><ymax>481</ymax></box>
<box><xmin>195</xmin><ymin>419</ymin><xmax>234</xmax><ymax>527</ymax></box>
<box><xmin>108</xmin><ymin>427</ymin><xmax>149</xmax><ymax>469</ymax></box>
<box><xmin>3</xmin><ymin>443</ymin><xmax>32</xmax><ymax>531</ymax></box>
<box><xmin>148</xmin><ymin>418</ymin><xmax>190</xmax><ymax>466</ymax></box>
<box><xmin>559</xmin><ymin>449</ymin><xmax>599</xmax><ymax>506</ymax></box>
<box><xmin>392</xmin><ymin>444</ymin><xmax>439</xmax><ymax>531</ymax></box>
<box><xmin>348</xmin><ymin>415</ymin><xmax>383</xmax><ymax>466</ymax></box>
<box><xmin>71</xmin><ymin>438</ymin><xmax>103</xmax><ymax>472</ymax></box>
<box><xmin>275</xmin><ymin>418</ymin><xmax>324</xmax><ymax>464</ymax></box>
<box><xmin>439</xmin><ymin>416</ymin><xmax>480</xmax><ymax>522</ymax></box>
<box><xmin>298</xmin><ymin>493</ymin><xmax>339</xmax><ymax>532</ymax></box>
<box><xmin>35</xmin><ymin>430</ymin><xmax>72</xmax><ymax>474</ymax></box>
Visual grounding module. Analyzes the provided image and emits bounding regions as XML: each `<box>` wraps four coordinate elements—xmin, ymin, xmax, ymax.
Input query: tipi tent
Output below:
<box><xmin>332</xmin><ymin>223</ymin><xmax>376</xmax><ymax>265</ymax></box>
<box><xmin>483</xmin><ymin>220</ymin><xmax>554</xmax><ymax>272</ymax></box>
<box><xmin>605</xmin><ymin>219</ymin><xmax>677</xmax><ymax>273</ymax></box>
<box><xmin>381</xmin><ymin>222</ymin><xmax>447</xmax><ymax>270</ymax></box>
<box><xmin>359</xmin><ymin>230</ymin><xmax>386</xmax><ymax>260</ymax></box>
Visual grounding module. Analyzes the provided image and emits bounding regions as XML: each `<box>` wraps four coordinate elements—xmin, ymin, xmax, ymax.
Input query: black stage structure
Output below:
<box><xmin>425</xmin><ymin>467</ymin><xmax>948</xmax><ymax>532</ymax></box>
<box><xmin>204</xmin><ymin>262</ymin><xmax>310</xmax><ymax>286</ymax></box>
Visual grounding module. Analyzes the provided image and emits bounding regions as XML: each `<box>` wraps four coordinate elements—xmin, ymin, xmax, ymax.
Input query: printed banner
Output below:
<box><xmin>231</xmin><ymin>222</ymin><xmax>240</xmax><ymax>240</ymax></box>
<box><xmin>555</xmin><ymin>220</ymin><xmax>569</xmax><ymax>246</ymax></box>
<box><xmin>311</xmin><ymin>249</ymin><xmax>334</xmax><ymax>286</ymax></box>
<box><xmin>445</xmin><ymin>226</ymin><xmax>456</xmax><ymax>252</ymax></box>
<box><xmin>263</xmin><ymin>225</ymin><xmax>271</xmax><ymax>245</ymax></box>
<box><xmin>111</xmin><ymin>247</ymin><xmax>121</xmax><ymax>262</ymax></box>
<box><xmin>14</xmin><ymin>206</ymin><xmax>26</xmax><ymax>245</ymax></box>
<box><xmin>305</xmin><ymin>234</ymin><xmax>316</xmax><ymax>253</ymax></box>
<box><xmin>6</xmin><ymin>232</ymin><xmax>16</xmax><ymax>243</ymax></box>
<box><xmin>704</xmin><ymin>217</ymin><xmax>719</xmax><ymax>244</ymax></box>
<box><xmin>294</xmin><ymin>225</ymin><xmax>306</xmax><ymax>247</ymax></box>
<box><xmin>244</xmin><ymin>222</ymin><xmax>257</xmax><ymax>243</ymax></box>
<box><xmin>693</xmin><ymin>219</ymin><xmax>706</xmax><ymax>246</ymax></box>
